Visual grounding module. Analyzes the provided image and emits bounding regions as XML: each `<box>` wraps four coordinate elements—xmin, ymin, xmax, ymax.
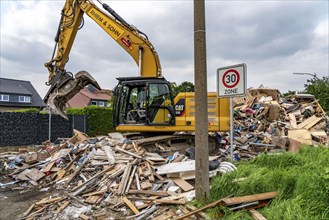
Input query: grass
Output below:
<box><xmin>208</xmin><ymin>146</ymin><xmax>329</xmax><ymax>220</ymax></box>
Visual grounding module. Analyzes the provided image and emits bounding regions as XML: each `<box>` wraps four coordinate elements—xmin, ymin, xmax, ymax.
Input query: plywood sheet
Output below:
<box><xmin>288</xmin><ymin>129</ymin><xmax>312</xmax><ymax>145</ymax></box>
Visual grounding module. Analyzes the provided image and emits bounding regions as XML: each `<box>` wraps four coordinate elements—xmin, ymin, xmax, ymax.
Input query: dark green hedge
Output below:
<box><xmin>12</xmin><ymin>108</ymin><xmax>40</xmax><ymax>113</ymax></box>
<box><xmin>67</xmin><ymin>106</ymin><xmax>115</xmax><ymax>136</ymax></box>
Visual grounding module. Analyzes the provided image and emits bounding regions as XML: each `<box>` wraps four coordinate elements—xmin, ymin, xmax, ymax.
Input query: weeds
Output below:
<box><xmin>209</xmin><ymin>146</ymin><xmax>329</xmax><ymax>220</ymax></box>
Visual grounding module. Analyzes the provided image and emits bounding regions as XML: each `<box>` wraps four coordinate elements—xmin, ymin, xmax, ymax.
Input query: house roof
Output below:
<box><xmin>67</xmin><ymin>92</ymin><xmax>91</xmax><ymax>108</ymax></box>
<box><xmin>67</xmin><ymin>87</ymin><xmax>111</xmax><ymax>108</ymax></box>
<box><xmin>0</xmin><ymin>78</ymin><xmax>32</xmax><ymax>95</ymax></box>
<box><xmin>81</xmin><ymin>87</ymin><xmax>111</xmax><ymax>100</ymax></box>
<box><xmin>0</xmin><ymin>77</ymin><xmax>46</xmax><ymax>108</ymax></box>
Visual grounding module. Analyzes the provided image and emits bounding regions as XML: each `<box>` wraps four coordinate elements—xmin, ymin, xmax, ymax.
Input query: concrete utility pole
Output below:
<box><xmin>194</xmin><ymin>0</ymin><xmax>209</xmax><ymax>201</ymax></box>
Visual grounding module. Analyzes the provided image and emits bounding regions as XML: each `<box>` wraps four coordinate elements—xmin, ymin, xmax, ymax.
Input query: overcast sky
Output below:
<box><xmin>1</xmin><ymin>0</ymin><xmax>328</xmax><ymax>97</ymax></box>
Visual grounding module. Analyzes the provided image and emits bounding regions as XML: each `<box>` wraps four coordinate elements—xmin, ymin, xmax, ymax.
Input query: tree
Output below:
<box><xmin>283</xmin><ymin>90</ymin><xmax>297</xmax><ymax>97</ymax></box>
<box><xmin>304</xmin><ymin>76</ymin><xmax>329</xmax><ymax>113</ymax></box>
<box><xmin>171</xmin><ymin>81</ymin><xmax>195</xmax><ymax>97</ymax></box>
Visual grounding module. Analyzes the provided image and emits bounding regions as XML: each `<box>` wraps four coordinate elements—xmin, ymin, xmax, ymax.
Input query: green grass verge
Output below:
<box><xmin>208</xmin><ymin>146</ymin><xmax>329</xmax><ymax>220</ymax></box>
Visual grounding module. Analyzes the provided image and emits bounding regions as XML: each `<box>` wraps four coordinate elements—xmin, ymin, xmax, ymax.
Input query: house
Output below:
<box><xmin>67</xmin><ymin>85</ymin><xmax>111</xmax><ymax>108</ymax></box>
<box><xmin>0</xmin><ymin>77</ymin><xmax>46</xmax><ymax>111</ymax></box>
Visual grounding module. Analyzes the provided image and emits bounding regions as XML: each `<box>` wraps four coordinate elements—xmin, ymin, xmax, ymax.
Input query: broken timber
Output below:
<box><xmin>175</xmin><ymin>191</ymin><xmax>277</xmax><ymax>220</ymax></box>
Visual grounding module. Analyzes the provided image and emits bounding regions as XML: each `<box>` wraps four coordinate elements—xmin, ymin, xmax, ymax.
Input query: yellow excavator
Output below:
<box><xmin>44</xmin><ymin>0</ymin><xmax>230</xmax><ymax>133</ymax></box>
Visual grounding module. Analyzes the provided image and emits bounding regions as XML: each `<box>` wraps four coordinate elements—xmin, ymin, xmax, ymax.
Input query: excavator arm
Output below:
<box><xmin>44</xmin><ymin>0</ymin><xmax>162</xmax><ymax>118</ymax></box>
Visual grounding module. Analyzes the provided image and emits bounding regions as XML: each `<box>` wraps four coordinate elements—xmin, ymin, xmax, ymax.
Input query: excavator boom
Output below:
<box><xmin>44</xmin><ymin>0</ymin><xmax>161</xmax><ymax>118</ymax></box>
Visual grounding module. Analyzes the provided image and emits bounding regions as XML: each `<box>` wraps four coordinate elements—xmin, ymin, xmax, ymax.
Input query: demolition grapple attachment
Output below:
<box><xmin>44</xmin><ymin>70</ymin><xmax>101</xmax><ymax>119</ymax></box>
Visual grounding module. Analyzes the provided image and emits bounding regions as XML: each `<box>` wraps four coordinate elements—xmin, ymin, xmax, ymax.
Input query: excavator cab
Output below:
<box><xmin>113</xmin><ymin>77</ymin><xmax>175</xmax><ymax>127</ymax></box>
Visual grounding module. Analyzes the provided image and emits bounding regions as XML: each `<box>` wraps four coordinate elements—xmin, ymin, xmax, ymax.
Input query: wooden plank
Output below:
<box><xmin>222</xmin><ymin>191</ymin><xmax>277</xmax><ymax>206</ymax></box>
<box><xmin>179</xmin><ymin>205</ymin><xmax>190</xmax><ymax>214</ymax></box>
<box><xmin>171</xmin><ymin>177</ymin><xmax>194</xmax><ymax>192</ymax></box>
<box><xmin>73</xmin><ymin>129</ymin><xmax>90</xmax><ymax>142</ymax></box>
<box><xmin>16</xmin><ymin>169</ymin><xmax>31</xmax><ymax>181</ymax></box>
<box><xmin>26</xmin><ymin>168</ymin><xmax>45</xmax><ymax>182</ymax></box>
<box><xmin>66</xmin><ymin>134</ymin><xmax>78</xmax><ymax>145</ymax></box>
<box><xmin>123</xmin><ymin>197</ymin><xmax>140</xmax><ymax>215</ymax></box>
<box><xmin>144</xmin><ymin>152</ymin><xmax>166</xmax><ymax>162</ymax></box>
<box><xmin>22</xmin><ymin>204</ymin><xmax>35</xmax><ymax>217</ymax></box>
<box><xmin>24</xmin><ymin>206</ymin><xmax>46</xmax><ymax>219</ymax></box>
<box><xmin>175</xmin><ymin>195</ymin><xmax>228</xmax><ymax>220</ymax></box>
<box><xmin>148</xmin><ymin>163</ymin><xmax>156</xmax><ymax>183</ymax></box>
<box><xmin>82</xmin><ymin>189</ymin><xmax>107</xmax><ymax>197</ymax></box>
<box><xmin>85</xmin><ymin>195</ymin><xmax>102</xmax><ymax>204</ymax></box>
<box><xmin>304</xmin><ymin>117</ymin><xmax>322</xmax><ymax>129</ymax></box>
<box><xmin>79</xmin><ymin>213</ymin><xmax>90</xmax><ymax>220</ymax></box>
<box><xmin>155</xmin><ymin>160</ymin><xmax>195</xmax><ymax>175</ymax></box>
<box><xmin>154</xmin><ymin>199</ymin><xmax>186</xmax><ymax>205</ymax></box>
<box><xmin>125</xmin><ymin>165</ymin><xmax>137</xmax><ymax>193</ymax></box>
<box><xmin>128</xmin><ymin>190</ymin><xmax>169</xmax><ymax>197</ymax></box>
<box><xmin>43</xmin><ymin>151</ymin><xmax>60</xmax><ymax>172</ymax></box>
<box><xmin>176</xmin><ymin>192</ymin><xmax>276</xmax><ymax>220</ymax></box>
<box><xmin>135</xmin><ymin>173</ymin><xmax>141</xmax><ymax>190</ymax></box>
<box><xmin>115</xmin><ymin>147</ymin><xmax>142</xmax><ymax>159</ymax></box>
<box><xmin>249</xmin><ymin>209</ymin><xmax>267</xmax><ymax>220</ymax></box>
<box><xmin>35</xmin><ymin>197</ymin><xmax>63</xmax><ymax>205</ymax></box>
<box><xmin>72</xmin><ymin>166</ymin><xmax>114</xmax><ymax>192</ymax></box>
<box><xmin>296</xmin><ymin>115</ymin><xmax>317</xmax><ymax>129</ymax></box>
<box><xmin>118</xmin><ymin>163</ymin><xmax>132</xmax><ymax>195</ymax></box>
<box><xmin>310</xmin><ymin>131</ymin><xmax>327</xmax><ymax>136</ymax></box>
<box><xmin>288</xmin><ymin>129</ymin><xmax>312</xmax><ymax>145</ymax></box>
<box><xmin>55</xmin><ymin>169</ymin><xmax>67</xmax><ymax>181</ymax></box>
<box><xmin>55</xmin><ymin>200</ymin><xmax>70</xmax><ymax>214</ymax></box>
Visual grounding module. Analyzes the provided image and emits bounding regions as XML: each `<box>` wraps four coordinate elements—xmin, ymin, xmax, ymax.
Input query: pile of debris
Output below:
<box><xmin>231</xmin><ymin>88</ymin><xmax>328</xmax><ymax>159</ymax></box>
<box><xmin>1</xmin><ymin>87</ymin><xmax>328</xmax><ymax>219</ymax></box>
<box><xmin>1</xmin><ymin>130</ymin><xmax>240</xmax><ymax>219</ymax></box>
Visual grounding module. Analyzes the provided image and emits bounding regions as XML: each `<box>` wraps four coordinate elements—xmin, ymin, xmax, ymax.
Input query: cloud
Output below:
<box><xmin>0</xmin><ymin>0</ymin><xmax>328</xmax><ymax>98</ymax></box>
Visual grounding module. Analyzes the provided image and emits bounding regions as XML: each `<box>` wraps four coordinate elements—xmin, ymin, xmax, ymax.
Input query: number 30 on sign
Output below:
<box><xmin>217</xmin><ymin>63</ymin><xmax>246</xmax><ymax>97</ymax></box>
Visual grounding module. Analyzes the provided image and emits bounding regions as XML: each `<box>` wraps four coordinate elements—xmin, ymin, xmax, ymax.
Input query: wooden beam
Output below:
<box><xmin>222</xmin><ymin>192</ymin><xmax>277</xmax><ymax>206</ymax></box>
<box><xmin>127</xmin><ymin>190</ymin><xmax>169</xmax><ymax>197</ymax></box>
<box><xmin>249</xmin><ymin>209</ymin><xmax>267</xmax><ymax>220</ymax></box>
<box><xmin>123</xmin><ymin>197</ymin><xmax>140</xmax><ymax>215</ymax></box>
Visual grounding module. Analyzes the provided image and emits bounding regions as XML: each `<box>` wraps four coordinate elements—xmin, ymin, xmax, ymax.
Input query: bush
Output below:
<box><xmin>67</xmin><ymin>106</ymin><xmax>115</xmax><ymax>136</ymax></box>
<box><xmin>12</xmin><ymin>108</ymin><xmax>40</xmax><ymax>113</ymax></box>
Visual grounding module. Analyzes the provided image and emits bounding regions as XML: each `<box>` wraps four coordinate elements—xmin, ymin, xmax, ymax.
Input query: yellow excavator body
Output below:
<box><xmin>44</xmin><ymin>0</ymin><xmax>230</xmax><ymax>133</ymax></box>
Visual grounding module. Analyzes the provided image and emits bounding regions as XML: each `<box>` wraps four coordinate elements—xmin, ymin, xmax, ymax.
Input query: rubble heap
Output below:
<box><xmin>0</xmin><ymin>87</ymin><xmax>328</xmax><ymax>219</ymax></box>
<box><xmin>1</xmin><ymin>130</ymin><xmax>238</xmax><ymax>219</ymax></box>
<box><xmin>230</xmin><ymin>88</ymin><xmax>328</xmax><ymax>160</ymax></box>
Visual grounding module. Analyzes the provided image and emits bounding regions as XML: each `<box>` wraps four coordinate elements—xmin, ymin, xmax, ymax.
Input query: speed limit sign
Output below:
<box><xmin>217</xmin><ymin>63</ymin><xmax>246</xmax><ymax>97</ymax></box>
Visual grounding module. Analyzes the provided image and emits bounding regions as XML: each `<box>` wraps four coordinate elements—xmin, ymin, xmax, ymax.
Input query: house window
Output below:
<box><xmin>91</xmin><ymin>101</ymin><xmax>97</xmax><ymax>105</ymax></box>
<box><xmin>98</xmin><ymin>101</ymin><xmax>105</xmax><ymax>107</ymax></box>
<box><xmin>19</xmin><ymin>96</ymin><xmax>31</xmax><ymax>103</ymax></box>
<box><xmin>0</xmin><ymin>94</ymin><xmax>9</xmax><ymax>102</ymax></box>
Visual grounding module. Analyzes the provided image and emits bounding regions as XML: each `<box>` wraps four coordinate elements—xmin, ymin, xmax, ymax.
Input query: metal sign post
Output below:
<box><xmin>48</xmin><ymin>105</ymin><xmax>52</xmax><ymax>142</ymax></box>
<box><xmin>217</xmin><ymin>63</ymin><xmax>247</xmax><ymax>161</ymax></box>
<box><xmin>229</xmin><ymin>97</ymin><xmax>233</xmax><ymax>161</ymax></box>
